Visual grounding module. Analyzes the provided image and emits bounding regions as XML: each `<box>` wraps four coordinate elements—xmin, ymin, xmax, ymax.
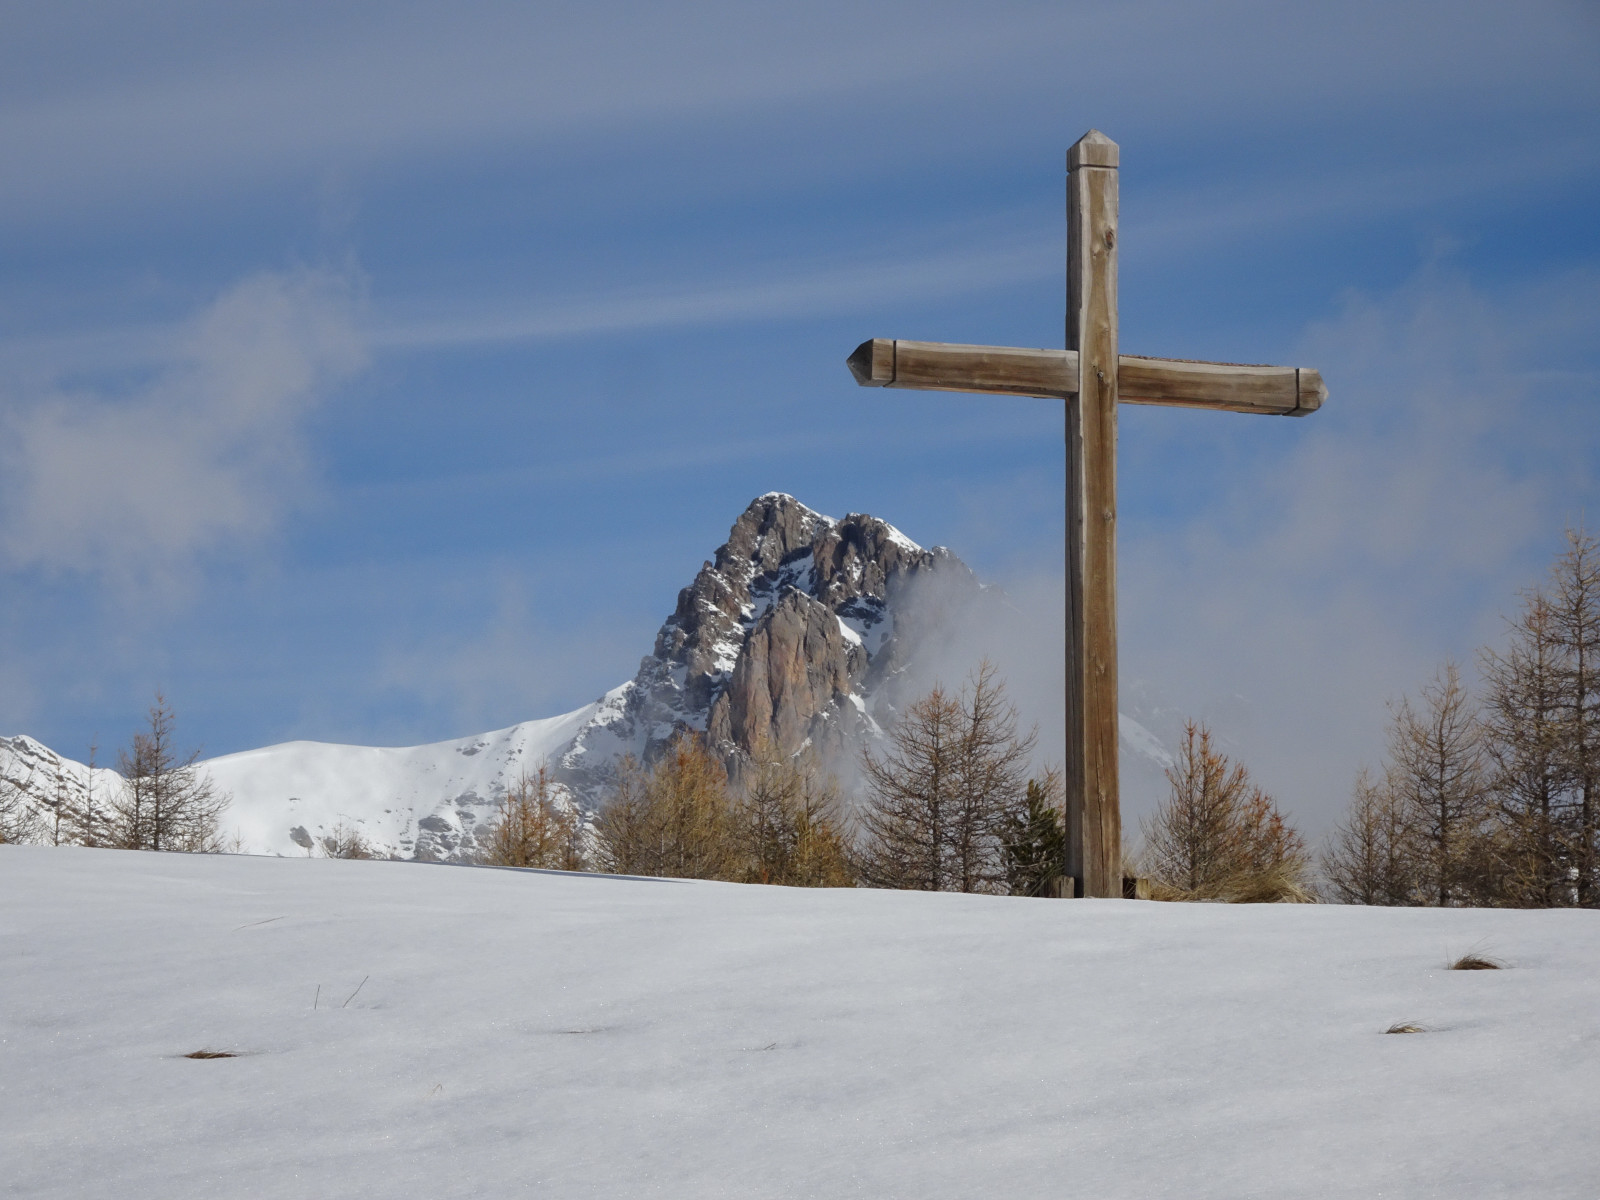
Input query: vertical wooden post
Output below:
<box><xmin>1064</xmin><ymin>129</ymin><xmax>1121</xmax><ymax>898</ymax></box>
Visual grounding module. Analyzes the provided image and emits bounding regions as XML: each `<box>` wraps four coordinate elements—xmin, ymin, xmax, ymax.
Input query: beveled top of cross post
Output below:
<box><xmin>1068</xmin><ymin>129</ymin><xmax>1118</xmax><ymax>170</ymax></box>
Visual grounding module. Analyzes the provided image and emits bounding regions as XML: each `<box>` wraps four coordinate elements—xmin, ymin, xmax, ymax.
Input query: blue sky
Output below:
<box><xmin>2</xmin><ymin>0</ymin><xmax>1597</xmax><ymax>832</ymax></box>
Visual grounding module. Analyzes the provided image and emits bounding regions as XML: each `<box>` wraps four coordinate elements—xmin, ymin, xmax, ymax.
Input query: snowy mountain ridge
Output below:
<box><xmin>3</xmin><ymin>493</ymin><xmax>1181</xmax><ymax>860</ymax></box>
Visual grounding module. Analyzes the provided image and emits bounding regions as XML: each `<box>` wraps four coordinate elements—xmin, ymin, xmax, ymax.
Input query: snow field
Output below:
<box><xmin>3</xmin><ymin>846</ymin><xmax>1597</xmax><ymax>1198</ymax></box>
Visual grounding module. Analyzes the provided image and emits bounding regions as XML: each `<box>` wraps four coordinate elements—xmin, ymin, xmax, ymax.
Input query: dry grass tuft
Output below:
<box><xmin>1147</xmin><ymin>862</ymin><xmax>1318</xmax><ymax>904</ymax></box>
<box><xmin>1384</xmin><ymin>1023</ymin><xmax>1427</xmax><ymax>1034</ymax></box>
<box><xmin>1450</xmin><ymin>952</ymin><xmax>1503</xmax><ymax>971</ymax></box>
<box><xmin>183</xmin><ymin>1050</ymin><xmax>239</xmax><ymax>1059</ymax></box>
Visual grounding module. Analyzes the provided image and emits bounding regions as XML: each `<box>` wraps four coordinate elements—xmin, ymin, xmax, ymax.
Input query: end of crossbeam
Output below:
<box><xmin>1068</xmin><ymin>129</ymin><xmax>1119</xmax><ymax>170</ymax></box>
<box><xmin>1292</xmin><ymin>368</ymin><xmax>1328</xmax><ymax>416</ymax></box>
<box><xmin>848</xmin><ymin>338</ymin><xmax>895</xmax><ymax>387</ymax></box>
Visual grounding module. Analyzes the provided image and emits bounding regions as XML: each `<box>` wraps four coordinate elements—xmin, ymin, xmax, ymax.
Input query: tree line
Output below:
<box><xmin>486</xmin><ymin>661</ymin><xmax>1064</xmax><ymax>896</ymax></box>
<box><xmin>504</xmin><ymin>659</ymin><xmax>1309</xmax><ymax>903</ymax></box>
<box><xmin>1321</xmin><ymin>528</ymin><xmax>1600</xmax><ymax>908</ymax></box>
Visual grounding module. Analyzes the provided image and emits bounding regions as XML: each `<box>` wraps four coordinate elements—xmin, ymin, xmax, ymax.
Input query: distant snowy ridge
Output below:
<box><xmin>201</xmin><ymin>700</ymin><xmax>602</xmax><ymax>859</ymax></box>
<box><xmin>0</xmin><ymin>734</ymin><xmax>124</xmax><ymax>835</ymax></box>
<box><xmin>2</xmin><ymin>705</ymin><xmax>601</xmax><ymax>860</ymax></box>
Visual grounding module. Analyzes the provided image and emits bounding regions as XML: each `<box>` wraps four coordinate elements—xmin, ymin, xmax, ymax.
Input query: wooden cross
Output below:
<box><xmin>846</xmin><ymin>129</ymin><xmax>1326</xmax><ymax>899</ymax></box>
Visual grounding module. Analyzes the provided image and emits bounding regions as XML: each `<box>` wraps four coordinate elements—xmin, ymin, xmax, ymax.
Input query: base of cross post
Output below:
<box><xmin>1047</xmin><ymin>875</ymin><xmax>1150</xmax><ymax>899</ymax></box>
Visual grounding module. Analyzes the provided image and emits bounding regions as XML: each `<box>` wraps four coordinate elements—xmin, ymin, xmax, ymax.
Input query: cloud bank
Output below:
<box><xmin>1118</xmin><ymin>264</ymin><xmax>1600</xmax><ymax>837</ymax></box>
<box><xmin>0</xmin><ymin>269</ymin><xmax>366</xmax><ymax>593</ymax></box>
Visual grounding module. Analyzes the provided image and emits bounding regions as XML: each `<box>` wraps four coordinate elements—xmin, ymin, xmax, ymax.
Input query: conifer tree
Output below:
<box><xmin>592</xmin><ymin>754</ymin><xmax>651</xmax><ymax>875</ymax></box>
<box><xmin>108</xmin><ymin>694</ymin><xmax>229</xmax><ymax>853</ymax></box>
<box><xmin>857</xmin><ymin>662</ymin><xmax>1034</xmax><ymax>893</ymax></box>
<box><xmin>1320</xmin><ymin>769</ymin><xmax>1417</xmax><ymax>905</ymax></box>
<box><xmin>1385</xmin><ymin>662</ymin><xmax>1488</xmax><ymax>906</ymax></box>
<box><xmin>594</xmin><ymin>733</ymin><xmax>740</xmax><ymax>880</ymax></box>
<box><xmin>319</xmin><ymin>820</ymin><xmax>375</xmax><ymax>860</ymax></box>
<box><xmin>1480</xmin><ymin>590</ymin><xmax>1573</xmax><ymax>905</ymax></box>
<box><xmin>1547</xmin><ymin>526</ymin><xmax>1600</xmax><ymax>905</ymax></box>
<box><xmin>0</xmin><ymin>758</ymin><xmax>40</xmax><ymax>845</ymax></box>
<box><xmin>68</xmin><ymin>742</ymin><xmax>106</xmax><ymax>848</ymax></box>
<box><xmin>948</xmin><ymin>662</ymin><xmax>1035</xmax><ymax>893</ymax></box>
<box><xmin>483</xmin><ymin>761</ymin><xmax>584</xmax><ymax>870</ymax></box>
<box><xmin>737</xmin><ymin>740</ymin><xmax>853</xmax><ymax>887</ymax></box>
<box><xmin>1141</xmin><ymin>721</ymin><xmax>1309</xmax><ymax>901</ymax></box>
<box><xmin>857</xmin><ymin>683</ymin><xmax>961</xmax><ymax>891</ymax></box>
<box><xmin>1000</xmin><ymin>770</ymin><xmax>1066</xmax><ymax>897</ymax></box>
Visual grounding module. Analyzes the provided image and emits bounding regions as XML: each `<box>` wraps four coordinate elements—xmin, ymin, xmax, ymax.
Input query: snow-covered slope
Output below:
<box><xmin>201</xmin><ymin>698</ymin><xmax>604</xmax><ymax>859</ymax></box>
<box><xmin>4</xmin><ymin>846</ymin><xmax>1597</xmax><ymax>1199</ymax></box>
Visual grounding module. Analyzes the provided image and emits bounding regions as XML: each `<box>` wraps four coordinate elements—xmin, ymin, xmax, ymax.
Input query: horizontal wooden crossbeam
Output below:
<box><xmin>847</xmin><ymin>338</ymin><xmax>1326</xmax><ymax>416</ymax></box>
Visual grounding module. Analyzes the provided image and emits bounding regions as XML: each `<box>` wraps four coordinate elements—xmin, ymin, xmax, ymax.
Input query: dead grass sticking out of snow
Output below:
<box><xmin>182</xmin><ymin>1050</ymin><xmax>240</xmax><ymax>1059</ymax></box>
<box><xmin>1384</xmin><ymin>1023</ymin><xmax>1427</xmax><ymax>1034</ymax></box>
<box><xmin>1147</xmin><ymin>864</ymin><xmax>1317</xmax><ymax>905</ymax></box>
<box><xmin>1450</xmin><ymin>953</ymin><xmax>1503</xmax><ymax>971</ymax></box>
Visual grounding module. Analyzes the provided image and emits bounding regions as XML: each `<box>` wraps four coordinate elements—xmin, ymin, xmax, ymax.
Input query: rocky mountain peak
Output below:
<box><xmin>557</xmin><ymin>493</ymin><xmax>973</xmax><ymax>802</ymax></box>
<box><xmin>713</xmin><ymin>493</ymin><xmax>836</xmax><ymax>579</ymax></box>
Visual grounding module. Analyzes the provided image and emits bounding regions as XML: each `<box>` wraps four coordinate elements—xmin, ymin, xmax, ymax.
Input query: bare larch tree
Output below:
<box><xmin>1480</xmin><ymin>589</ymin><xmax>1573</xmax><ymax>904</ymax></box>
<box><xmin>1547</xmin><ymin>527</ymin><xmax>1600</xmax><ymax>905</ymax></box>
<box><xmin>109</xmin><ymin>694</ymin><xmax>229</xmax><ymax>853</ymax></box>
<box><xmin>1141</xmin><ymin>721</ymin><xmax>1309</xmax><ymax>901</ymax></box>
<box><xmin>593</xmin><ymin>733</ymin><xmax>740</xmax><ymax>880</ymax></box>
<box><xmin>1385</xmin><ymin>662</ymin><xmax>1488</xmax><ymax>906</ymax></box>
<box><xmin>1320</xmin><ymin>768</ymin><xmax>1418</xmax><ymax>905</ymax></box>
<box><xmin>483</xmin><ymin>760</ymin><xmax>584</xmax><ymax>871</ymax></box>
<box><xmin>857</xmin><ymin>661</ymin><xmax>1034</xmax><ymax>893</ymax></box>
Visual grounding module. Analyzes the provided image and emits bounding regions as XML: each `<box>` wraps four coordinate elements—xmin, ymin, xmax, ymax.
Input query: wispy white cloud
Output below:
<box><xmin>1126</xmin><ymin>135</ymin><xmax>1600</xmax><ymax>270</ymax></box>
<box><xmin>4</xmin><ymin>114</ymin><xmax>1594</xmax><ymax>376</ymax></box>
<box><xmin>0</xmin><ymin>1</ymin><xmax>1592</xmax><ymax>222</ymax></box>
<box><xmin>371</xmin><ymin>236</ymin><xmax>1059</xmax><ymax>351</ymax></box>
<box><xmin>362</xmin><ymin>122</ymin><xmax>1593</xmax><ymax>354</ymax></box>
<box><xmin>0</xmin><ymin>269</ymin><xmax>367</xmax><ymax>593</ymax></box>
<box><xmin>1118</xmin><ymin>264</ymin><xmax>1600</xmax><ymax>837</ymax></box>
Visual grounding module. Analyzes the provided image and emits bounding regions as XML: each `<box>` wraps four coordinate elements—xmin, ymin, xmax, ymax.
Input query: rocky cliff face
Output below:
<box><xmin>555</xmin><ymin>493</ymin><xmax>975</xmax><ymax>804</ymax></box>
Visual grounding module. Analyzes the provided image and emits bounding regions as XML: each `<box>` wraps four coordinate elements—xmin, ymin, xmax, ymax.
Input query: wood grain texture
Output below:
<box><xmin>889</xmin><ymin>341</ymin><xmax>1077</xmax><ymax>398</ymax></box>
<box><xmin>1118</xmin><ymin>356</ymin><xmax>1297</xmax><ymax>412</ymax></box>
<box><xmin>1065</xmin><ymin>131</ymin><xmax>1122</xmax><ymax>900</ymax></box>
<box><xmin>846</xmin><ymin>341</ymin><xmax>1327</xmax><ymax>415</ymax></box>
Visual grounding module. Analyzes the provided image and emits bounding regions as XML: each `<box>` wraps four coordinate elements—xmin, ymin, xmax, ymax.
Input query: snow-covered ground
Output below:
<box><xmin>4</xmin><ymin>847</ymin><xmax>1597</xmax><ymax>1198</ymax></box>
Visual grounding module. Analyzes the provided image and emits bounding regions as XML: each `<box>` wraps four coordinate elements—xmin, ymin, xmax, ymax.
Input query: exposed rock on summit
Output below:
<box><xmin>556</xmin><ymin>493</ymin><xmax>974</xmax><ymax>802</ymax></box>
